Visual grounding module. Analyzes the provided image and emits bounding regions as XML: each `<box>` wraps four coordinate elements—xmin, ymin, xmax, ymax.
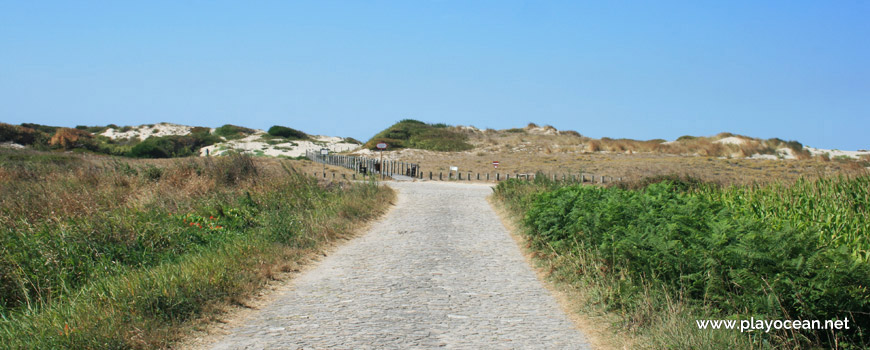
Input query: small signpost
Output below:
<box><xmin>320</xmin><ymin>148</ymin><xmax>329</xmax><ymax>177</ymax></box>
<box><xmin>376</xmin><ymin>143</ymin><xmax>387</xmax><ymax>178</ymax></box>
<box><xmin>492</xmin><ymin>160</ymin><xmax>499</xmax><ymax>168</ymax></box>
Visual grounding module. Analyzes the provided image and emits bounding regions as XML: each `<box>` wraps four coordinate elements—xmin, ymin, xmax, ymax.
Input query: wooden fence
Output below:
<box><xmin>426</xmin><ymin>171</ymin><xmax>622</xmax><ymax>184</ymax></box>
<box><xmin>306</xmin><ymin>150</ymin><xmax>622</xmax><ymax>184</ymax></box>
<box><xmin>306</xmin><ymin>150</ymin><xmax>423</xmax><ymax>179</ymax></box>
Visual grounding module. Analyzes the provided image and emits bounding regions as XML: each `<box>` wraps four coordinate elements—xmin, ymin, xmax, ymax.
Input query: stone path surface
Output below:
<box><xmin>210</xmin><ymin>181</ymin><xmax>590</xmax><ymax>349</ymax></box>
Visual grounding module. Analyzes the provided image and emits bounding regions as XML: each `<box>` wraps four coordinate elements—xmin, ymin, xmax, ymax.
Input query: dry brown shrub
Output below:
<box><xmin>50</xmin><ymin>128</ymin><xmax>93</xmax><ymax>149</ymax></box>
<box><xmin>562</xmin><ymin>130</ymin><xmax>583</xmax><ymax>137</ymax></box>
<box><xmin>586</xmin><ymin>140</ymin><xmax>601</xmax><ymax>152</ymax></box>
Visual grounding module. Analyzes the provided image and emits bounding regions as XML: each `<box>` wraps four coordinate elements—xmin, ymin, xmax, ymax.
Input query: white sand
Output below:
<box><xmin>524</xmin><ymin>125</ymin><xmax>560</xmax><ymax>135</ymax></box>
<box><xmin>100</xmin><ymin>123</ymin><xmax>194</xmax><ymax>141</ymax></box>
<box><xmin>805</xmin><ymin>147</ymin><xmax>870</xmax><ymax>160</ymax></box>
<box><xmin>713</xmin><ymin>136</ymin><xmax>747</xmax><ymax>145</ymax></box>
<box><xmin>200</xmin><ymin>133</ymin><xmax>359</xmax><ymax>157</ymax></box>
<box><xmin>98</xmin><ymin>122</ymin><xmax>360</xmax><ymax>158</ymax></box>
<box><xmin>0</xmin><ymin>142</ymin><xmax>25</xmax><ymax>149</ymax></box>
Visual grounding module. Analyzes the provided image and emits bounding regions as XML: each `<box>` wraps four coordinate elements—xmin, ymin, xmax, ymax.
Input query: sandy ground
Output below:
<box><xmin>806</xmin><ymin>146</ymin><xmax>870</xmax><ymax>159</ymax></box>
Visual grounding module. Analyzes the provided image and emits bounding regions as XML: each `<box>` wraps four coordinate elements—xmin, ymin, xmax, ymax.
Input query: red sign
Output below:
<box><xmin>493</xmin><ymin>161</ymin><xmax>499</xmax><ymax>168</ymax></box>
<box><xmin>376</xmin><ymin>142</ymin><xmax>388</xmax><ymax>149</ymax></box>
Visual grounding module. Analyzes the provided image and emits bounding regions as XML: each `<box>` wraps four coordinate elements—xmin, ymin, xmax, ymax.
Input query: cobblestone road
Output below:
<box><xmin>210</xmin><ymin>181</ymin><xmax>590</xmax><ymax>349</ymax></box>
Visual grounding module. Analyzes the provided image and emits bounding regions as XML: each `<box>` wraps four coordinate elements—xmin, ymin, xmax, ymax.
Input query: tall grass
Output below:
<box><xmin>0</xmin><ymin>149</ymin><xmax>393</xmax><ymax>349</ymax></box>
<box><xmin>493</xmin><ymin>174</ymin><xmax>869</xmax><ymax>349</ymax></box>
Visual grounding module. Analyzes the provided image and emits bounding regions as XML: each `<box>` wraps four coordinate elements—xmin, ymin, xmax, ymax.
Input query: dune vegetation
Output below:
<box><xmin>493</xmin><ymin>174</ymin><xmax>869</xmax><ymax>349</ymax></box>
<box><xmin>363</xmin><ymin>119</ymin><xmax>473</xmax><ymax>152</ymax></box>
<box><xmin>0</xmin><ymin>123</ymin><xmax>333</xmax><ymax>160</ymax></box>
<box><xmin>0</xmin><ymin>149</ymin><xmax>393</xmax><ymax>349</ymax></box>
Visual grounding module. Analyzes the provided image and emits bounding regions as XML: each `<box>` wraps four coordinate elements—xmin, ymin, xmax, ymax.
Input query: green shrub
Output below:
<box><xmin>129</xmin><ymin>134</ymin><xmax>220</xmax><ymax>158</ymax></box>
<box><xmin>0</xmin><ymin>124</ymin><xmax>41</xmax><ymax>145</ymax></box>
<box><xmin>0</xmin><ymin>153</ymin><xmax>393</xmax><ymax>348</ymax></box>
<box><xmin>19</xmin><ymin>123</ymin><xmax>57</xmax><ymax>135</ymax></box>
<box><xmin>142</xmin><ymin>165</ymin><xmax>164</xmax><ymax>181</ymax></box>
<box><xmin>364</xmin><ymin>120</ymin><xmax>472</xmax><ymax>151</ymax></box>
<box><xmin>130</xmin><ymin>137</ymin><xmax>174</xmax><ymax>158</ymax></box>
<box><xmin>214</xmin><ymin>124</ymin><xmax>256</xmax><ymax>140</ymax></box>
<box><xmin>343</xmin><ymin>137</ymin><xmax>362</xmax><ymax>144</ymax></box>
<box><xmin>495</xmin><ymin>176</ymin><xmax>870</xmax><ymax>348</ymax></box>
<box><xmin>267</xmin><ymin>125</ymin><xmax>308</xmax><ymax>140</ymax></box>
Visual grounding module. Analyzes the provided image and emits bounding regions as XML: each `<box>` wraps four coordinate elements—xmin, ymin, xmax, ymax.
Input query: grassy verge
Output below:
<box><xmin>493</xmin><ymin>174</ymin><xmax>868</xmax><ymax>349</ymax></box>
<box><xmin>0</xmin><ymin>149</ymin><xmax>393</xmax><ymax>349</ymax></box>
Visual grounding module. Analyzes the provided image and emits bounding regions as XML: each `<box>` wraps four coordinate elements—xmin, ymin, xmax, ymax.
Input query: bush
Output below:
<box><xmin>214</xmin><ymin>124</ymin><xmax>256</xmax><ymax>140</ymax></box>
<box><xmin>495</xmin><ymin>176</ymin><xmax>870</xmax><ymax>348</ymax></box>
<box><xmin>0</xmin><ymin>152</ymin><xmax>393</xmax><ymax>348</ymax></box>
<box><xmin>267</xmin><ymin>125</ymin><xmax>308</xmax><ymax>140</ymax></box>
<box><xmin>130</xmin><ymin>137</ymin><xmax>174</xmax><ymax>158</ymax></box>
<box><xmin>19</xmin><ymin>123</ymin><xmax>57</xmax><ymax>135</ymax></box>
<box><xmin>0</xmin><ymin>124</ymin><xmax>42</xmax><ymax>145</ymax></box>
<box><xmin>363</xmin><ymin>120</ymin><xmax>473</xmax><ymax>151</ymax></box>
<box><xmin>129</xmin><ymin>133</ymin><xmax>220</xmax><ymax>158</ymax></box>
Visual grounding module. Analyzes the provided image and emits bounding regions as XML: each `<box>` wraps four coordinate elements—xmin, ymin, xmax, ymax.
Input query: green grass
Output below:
<box><xmin>493</xmin><ymin>174</ymin><xmax>869</xmax><ymax>349</ymax></box>
<box><xmin>0</xmin><ymin>150</ymin><xmax>393</xmax><ymax>349</ymax></box>
<box><xmin>363</xmin><ymin>119</ymin><xmax>473</xmax><ymax>152</ymax></box>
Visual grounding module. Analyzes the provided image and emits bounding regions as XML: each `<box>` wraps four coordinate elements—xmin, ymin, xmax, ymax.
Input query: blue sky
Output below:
<box><xmin>1</xmin><ymin>1</ymin><xmax>867</xmax><ymax>150</ymax></box>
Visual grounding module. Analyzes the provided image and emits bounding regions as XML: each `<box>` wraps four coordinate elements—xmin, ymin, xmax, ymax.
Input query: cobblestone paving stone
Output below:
<box><xmin>211</xmin><ymin>181</ymin><xmax>590</xmax><ymax>349</ymax></box>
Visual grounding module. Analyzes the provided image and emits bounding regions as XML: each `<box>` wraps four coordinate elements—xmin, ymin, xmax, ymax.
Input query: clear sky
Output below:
<box><xmin>1</xmin><ymin>1</ymin><xmax>867</xmax><ymax>150</ymax></box>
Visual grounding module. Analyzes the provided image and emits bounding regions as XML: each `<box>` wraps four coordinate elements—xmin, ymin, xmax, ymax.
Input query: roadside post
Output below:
<box><xmin>376</xmin><ymin>142</ymin><xmax>387</xmax><ymax>179</ymax></box>
<box><xmin>450</xmin><ymin>166</ymin><xmax>458</xmax><ymax>180</ymax></box>
<box><xmin>320</xmin><ymin>148</ymin><xmax>329</xmax><ymax>177</ymax></box>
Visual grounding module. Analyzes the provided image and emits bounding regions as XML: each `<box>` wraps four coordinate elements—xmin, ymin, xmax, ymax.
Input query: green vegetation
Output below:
<box><xmin>364</xmin><ymin>119</ymin><xmax>473</xmax><ymax>152</ymax></box>
<box><xmin>343</xmin><ymin>137</ymin><xmax>362</xmax><ymax>144</ymax></box>
<box><xmin>213</xmin><ymin>124</ymin><xmax>257</xmax><ymax>140</ymax></box>
<box><xmin>494</xmin><ymin>175</ymin><xmax>869</xmax><ymax>349</ymax></box>
<box><xmin>1</xmin><ymin>123</ymin><xmax>224</xmax><ymax>159</ymax></box>
<box><xmin>0</xmin><ymin>149</ymin><xmax>393</xmax><ymax>348</ymax></box>
<box><xmin>267</xmin><ymin>125</ymin><xmax>308</xmax><ymax>140</ymax></box>
<box><xmin>129</xmin><ymin>133</ymin><xmax>221</xmax><ymax>158</ymax></box>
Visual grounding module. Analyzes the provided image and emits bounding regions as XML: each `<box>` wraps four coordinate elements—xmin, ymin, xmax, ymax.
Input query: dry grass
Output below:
<box><xmin>0</xmin><ymin>149</ymin><xmax>393</xmax><ymax>349</ymax></box>
<box><xmin>361</xmin><ymin>126</ymin><xmax>864</xmax><ymax>185</ymax></box>
<box><xmin>380</xmin><ymin>147</ymin><xmax>862</xmax><ymax>186</ymax></box>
